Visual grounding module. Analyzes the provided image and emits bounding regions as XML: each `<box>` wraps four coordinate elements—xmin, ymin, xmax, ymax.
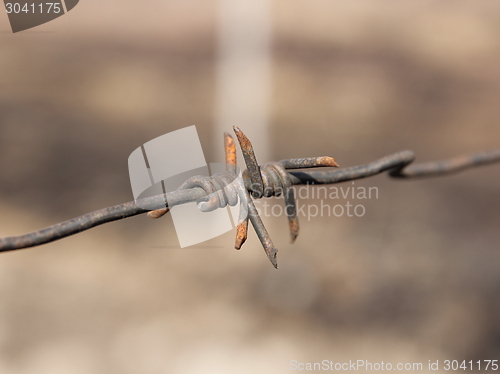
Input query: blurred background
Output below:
<box><xmin>1</xmin><ymin>0</ymin><xmax>500</xmax><ymax>373</ymax></box>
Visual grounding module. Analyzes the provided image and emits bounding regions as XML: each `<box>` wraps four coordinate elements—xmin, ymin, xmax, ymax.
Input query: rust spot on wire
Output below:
<box><xmin>147</xmin><ymin>207</ymin><xmax>169</xmax><ymax>219</ymax></box>
<box><xmin>288</xmin><ymin>217</ymin><xmax>299</xmax><ymax>244</ymax></box>
<box><xmin>280</xmin><ymin>156</ymin><xmax>339</xmax><ymax>169</ymax></box>
<box><xmin>235</xmin><ymin>220</ymin><xmax>248</xmax><ymax>250</ymax></box>
<box><xmin>224</xmin><ymin>132</ymin><xmax>237</xmax><ymax>172</ymax></box>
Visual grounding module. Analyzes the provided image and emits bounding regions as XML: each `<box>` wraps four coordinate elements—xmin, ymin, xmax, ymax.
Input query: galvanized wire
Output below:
<box><xmin>0</xmin><ymin>127</ymin><xmax>499</xmax><ymax>268</ymax></box>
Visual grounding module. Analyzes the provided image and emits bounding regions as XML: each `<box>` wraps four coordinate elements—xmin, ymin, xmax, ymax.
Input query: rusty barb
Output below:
<box><xmin>148</xmin><ymin>126</ymin><xmax>339</xmax><ymax>268</ymax></box>
<box><xmin>0</xmin><ymin>127</ymin><xmax>499</xmax><ymax>268</ymax></box>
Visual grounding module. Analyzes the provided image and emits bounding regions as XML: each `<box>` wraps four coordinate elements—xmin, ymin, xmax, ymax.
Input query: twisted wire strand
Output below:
<box><xmin>0</xmin><ymin>130</ymin><xmax>499</xmax><ymax>264</ymax></box>
<box><xmin>191</xmin><ymin>172</ymin><xmax>249</xmax><ymax>225</ymax></box>
<box><xmin>254</xmin><ymin>162</ymin><xmax>299</xmax><ymax>243</ymax></box>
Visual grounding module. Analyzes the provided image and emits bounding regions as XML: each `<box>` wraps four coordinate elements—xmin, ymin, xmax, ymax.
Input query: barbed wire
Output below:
<box><xmin>0</xmin><ymin>126</ymin><xmax>499</xmax><ymax>268</ymax></box>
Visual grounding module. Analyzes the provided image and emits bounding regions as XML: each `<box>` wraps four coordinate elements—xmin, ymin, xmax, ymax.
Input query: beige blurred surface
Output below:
<box><xmin>1</xmin><ymin>1</ymin><xmax>500</xmax><ymax>373</ymax></box>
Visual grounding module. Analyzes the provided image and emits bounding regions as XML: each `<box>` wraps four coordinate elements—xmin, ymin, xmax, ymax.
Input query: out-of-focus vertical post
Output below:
<box><xmin>215</xmin><ymin>0</ymin><xmax>272</xmax><ymax>163</ymax></box>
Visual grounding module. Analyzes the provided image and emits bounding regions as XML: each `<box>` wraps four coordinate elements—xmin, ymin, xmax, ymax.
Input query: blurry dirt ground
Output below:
<box><xmin>1</xmin><ymin>1</ymin><xmax>500</xmax><ymax>373</ymax></box>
